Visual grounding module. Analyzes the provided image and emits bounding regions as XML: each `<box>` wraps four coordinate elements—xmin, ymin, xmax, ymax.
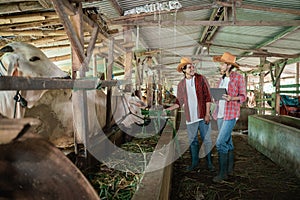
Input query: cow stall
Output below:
<box><xmin>0</xmin><ymin>76</ymin><xmax>178</xmax><ymax>199</ymax></box>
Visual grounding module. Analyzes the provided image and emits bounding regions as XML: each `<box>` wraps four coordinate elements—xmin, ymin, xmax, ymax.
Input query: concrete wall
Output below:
<box><xmin>248</xmin><ymin>115</ymin><xmax>300</xmax><ymax>178</ymax></box>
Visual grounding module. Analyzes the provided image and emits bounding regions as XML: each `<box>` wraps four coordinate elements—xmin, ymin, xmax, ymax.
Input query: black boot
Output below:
<box><xmin>228</xmin><ymin>150</ymin><xmax>234</xmax><ymax>176</ymax></box>
<box><xmin>186</xmin><ymin>143</ymin><xmax>199</xmax><ymax>171</ymax></box>
<box><xmin>206</xmin><ymin>152</ymin><xmax>215</xmax><ymax>172</ymax></box>
<box><xmin>213</xmin><ymin>152</ymin><xmax>228</xmax><ymax>182</ymax></box>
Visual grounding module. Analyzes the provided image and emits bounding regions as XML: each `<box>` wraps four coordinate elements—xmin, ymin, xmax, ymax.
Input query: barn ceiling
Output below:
<box><xmin>0</xmin><ymin>0</ymin><xmax>300</xmax><ymax>91</ymax></box>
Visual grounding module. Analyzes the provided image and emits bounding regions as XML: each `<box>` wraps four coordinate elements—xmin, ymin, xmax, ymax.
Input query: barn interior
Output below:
<box><xmin>0</xmin><ymin>0</ymin><xmax>300</xmax><ymax>199</ymax></box>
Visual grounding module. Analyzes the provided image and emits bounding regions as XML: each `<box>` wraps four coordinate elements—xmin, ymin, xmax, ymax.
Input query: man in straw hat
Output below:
<box><xmin>212</xmin><ymin>52</ymin><xmax>247</xmax><ymax>182</ymax></box>
<box><xmin>165</xmin><ymin>57</ymin><xmax>215</xmax><ymax>172</ymax></box>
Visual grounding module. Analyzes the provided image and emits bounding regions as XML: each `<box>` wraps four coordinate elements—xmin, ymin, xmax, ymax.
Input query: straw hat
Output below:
<box><xmin>177</xmin><ymin>57</ymin><xmax>193</xmax><ymax>72</ymax></box>
<box><xmin>213</xmin><ymin>52</ymin><xmax>239</xmax><ymax>68</ymax></box>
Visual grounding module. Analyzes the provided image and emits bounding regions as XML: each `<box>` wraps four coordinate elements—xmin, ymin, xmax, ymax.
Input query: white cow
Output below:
<box><xmin>0</xmin><ymin>42</ymin><xmax>149</xmax><ymax>146</ymax></box>
<box><xmin>0</xmin><ymin>42</ymin><xmax>70</xmax><ymax>119</ymax></box>
<box><xmin>0</xmin><ymin>42</ymin><xmax>109</xmax><ymax>145</ymax></box>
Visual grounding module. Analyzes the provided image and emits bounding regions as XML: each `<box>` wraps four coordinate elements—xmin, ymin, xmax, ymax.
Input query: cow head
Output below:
<box><xmin>0</xmin><ymin>42</ymin><xmax>69</xmax><ymax>78</ymax></box>
<box><xmin>0</xmin><ymin>42</ymin><xmax>70</xmax><ymax>119</ymax></box>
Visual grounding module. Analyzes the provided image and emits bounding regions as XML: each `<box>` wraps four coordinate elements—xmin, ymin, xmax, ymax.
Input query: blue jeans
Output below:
<box><xmin>186</xmin><ymin>120</ymin><xmax>213</xmax><ymax>156</ymax></box>
<box><xmin>216</xmin><ymin>118</ymin><xmax>236</xmax><ymax>153</ymax></box>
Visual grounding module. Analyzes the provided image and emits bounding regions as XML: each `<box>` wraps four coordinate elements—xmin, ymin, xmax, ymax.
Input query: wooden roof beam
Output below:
<box><xmin>254</xmin><ymin>26</ymin><xmax>300</xmax><ymax>50</ymax></box>
<box><xmin>109</xmin><ymin>0</ymin><xmax>123</xmax><ymax>16</ymax></box>
<box><xmin>52</xmin><ymin>0</ymin><xmax>86</xmax><ymax>65</ymax></box>
<box><xmin>199</xmin><ymin>7</ymin><xmax>225</xmax><ymax>46</ymax></box>
<box><xmin>216</xmin><ymin>1</ymin><xmax>300</xmax><ymax>16</ymax></box>
<box><xmin>240</xmin><ymin>26</ymin><xmax>300</xmax><ymax>59</ymax></box>
<box><xmin>109</xmin><ymin>19</ymin><xmax>300</xmax><ymax>27</ymax></box>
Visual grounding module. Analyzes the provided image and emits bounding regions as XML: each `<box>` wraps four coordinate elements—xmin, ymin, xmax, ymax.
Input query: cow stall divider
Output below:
<box><xmin>0</xmin><ymin>75</ymin><xmax>131</xmax><ymax>154</ymax></box>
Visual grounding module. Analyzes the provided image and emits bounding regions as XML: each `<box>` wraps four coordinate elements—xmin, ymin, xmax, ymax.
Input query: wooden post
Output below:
<box><xmin>275</xmin><ymin>64</ymin><xmax>281</xmax><ymax>115</ymax></box>
<box><xmin>297</xmin><ymin>62</ymin><xmax>299</xmax><ymax>95</ymax></box>
<box><xmin>67</xmin><ymin>4</ymin><xmax>89</xmax><ymax>157</ymax></box>
<box><xmin>157</xmin><ymin>69</ymin><xmax>162</xmax><ymax>105</ymax></box>
<box><xmin>105</xmin><ymin>39</ymin><xmax>114</xmax><ymax>129</ymax></box>
<box><xmin>93</xmin><ymin>54</ymin><xmax>97</xmax><ymax>77</ymax></box>
<box><xmin>147</xmin><ymin>75</ymin><xmax>154</xmax><ymax>107</ymax></box>
<box><xmin>135</xmin><ymin>57</ymin><xmax>142</xmax><ymax>98</ymax></box>
<box><xmin>123</xmin><ymin>26</ymin><xmax>133</xmax><ymax>91</ymax></box>
<box><xmin>259</xmin><ymin>57</ymin><xmax>266</xmax><ymax>114</ymax></box>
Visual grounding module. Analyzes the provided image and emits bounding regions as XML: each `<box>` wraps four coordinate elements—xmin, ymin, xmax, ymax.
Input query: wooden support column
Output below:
<box><xmin>123</xmin><ymin>27</ymin><xmax>133</xmax><ymax>90</ymax></box>
<box><xmin>147</xmin><ymin>75</ymin><xmax>154</xmax><ymax>107</ymax></box>
<box><xmin>259</xmin><ymin>57</ymin><xmax>266</xmax><ymax>114</ymax></box>
<box><xmin>93</xmin><ymin>54</ymin><xmax>97</xmax><ymax>77</ymax></box>
<box><xmin>244</xmin><ymin>74</ymin><xmax>248</xmax><ymax>90</ymax></box>
<box><xmin>275</xmin><ymin>64</ymin><xmax>281</xmax><ymax>115</ymax></box>
<box><xmin>105</xmin><ymin>39</ymin><xmax>114</xmax><ymax>129</ymax></box>
<box><xmin>297</xmin><ymin>62</ymin><xmax>299</xmax><ymax>95</ymax></box>
<box><xmin>69</xmin><ymin>4</ymin><xmax>89</xmax><ymax>156</ymax></box>
<box><xmin>71</xmin><ymin>5</ymin><xmax>84</xmax><ymax>77</ymax></box>
<box><xmin>232</xmin><ymin>0</ymin><xmax>237</xmax><ymax>24</ymax></box>
<box><xmin>157</xmin><ymin>69</ymin><xmax>162</xmax><ymax>105</ymax></box>
<box><xmin>135</xmin><ymin>57</ymin><xmax>142</xmax><ymax>98</ymax></box>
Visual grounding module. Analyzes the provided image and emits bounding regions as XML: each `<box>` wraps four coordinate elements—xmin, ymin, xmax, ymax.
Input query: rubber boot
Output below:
<box><xmin>213</xmin><ymin>152</ymin><xmax>228</xmax><ymax>183</ymax></box>
<box><xmin>186</xmin><ymin>143</ymin><xmax>199</xmax><ymax>171</ymax></box>
<box><xmin>206</xmin><ymin>152</ymin><xmax>215</xmax><ymax>172</ymax></box>
<box><xmin>228</xmin><ymin>150</ymin><xmax>234</xmax><ymax>176</ymax></box>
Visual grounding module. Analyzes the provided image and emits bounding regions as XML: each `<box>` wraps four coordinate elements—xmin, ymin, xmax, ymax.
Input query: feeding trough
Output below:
<box><xmin>248</xmin><ymin>115</ymin><xmax>300</xmax><ymax>178</ymax></box>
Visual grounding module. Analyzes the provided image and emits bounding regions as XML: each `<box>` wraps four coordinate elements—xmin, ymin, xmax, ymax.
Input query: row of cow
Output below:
<box><xmin>0</xmin><ymin>42</ymin><xmax>147</xmax><ymax>146</ymax></box>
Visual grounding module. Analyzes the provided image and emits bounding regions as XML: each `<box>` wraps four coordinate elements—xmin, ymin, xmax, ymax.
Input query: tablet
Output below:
<box><xmin>210</xmin><ymin>88</ymin><xmax>227</xmax><ymax>100</ymax></box>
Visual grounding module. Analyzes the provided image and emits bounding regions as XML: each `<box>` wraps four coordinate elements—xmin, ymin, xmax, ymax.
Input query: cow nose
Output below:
<box><xmin>53</xmin><ymin>75</ymin><xmax>71</xmax><ymax>79</ymax></box>
<box><xmin>0</xmin><ymin>45</ymin><xmax>14</xmax><ymax>53</ymax></box>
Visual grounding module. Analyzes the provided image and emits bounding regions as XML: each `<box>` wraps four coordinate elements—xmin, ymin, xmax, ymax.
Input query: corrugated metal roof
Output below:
<box><xmin>244</xmin><ymin>0</ymin><xmax>300</xmax><ymax>10</ymax></box>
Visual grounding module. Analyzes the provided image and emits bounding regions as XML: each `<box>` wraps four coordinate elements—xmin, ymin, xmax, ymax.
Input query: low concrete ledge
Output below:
<box><xmin>248</xmin><ymin>115</ymin><xmax>300</xmax><ymax>178</ymax></box>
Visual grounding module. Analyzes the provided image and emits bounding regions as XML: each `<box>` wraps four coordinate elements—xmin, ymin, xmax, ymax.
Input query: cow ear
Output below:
<box><xmin>12</xmin><ymin>67</ymin><xmax>19</xmax><ymax>76</ymax></box>
<box><xmin>29</xmin><ymin>56</ymin><xmax>41</xmax><ymax>62</ymax></box>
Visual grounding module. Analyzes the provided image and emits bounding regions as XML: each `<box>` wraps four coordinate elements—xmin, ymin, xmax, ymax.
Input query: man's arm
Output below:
<box><xmin>165</xmin><ymin>103</ymin><xmax>179</xmax><ymax>111</ymax></box>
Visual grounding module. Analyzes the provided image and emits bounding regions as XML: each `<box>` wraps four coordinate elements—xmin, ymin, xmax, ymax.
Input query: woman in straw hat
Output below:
<box><xmin>165</xmin><ymin>57</ymin><xmax>215</xmax><ymax>172</ymax></box>
<box><xmin>212</xmin><ymin>52</ymin><xmax>247</xmax><ymax>182</ymax></box>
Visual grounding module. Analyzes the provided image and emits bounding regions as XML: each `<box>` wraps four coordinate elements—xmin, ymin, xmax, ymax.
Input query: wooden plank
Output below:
<box><xmin>0</xmin><ymin>2</ymin><xmax>44</xmax><ymax>15</ymax></box>
<box><xmin>0</xmin><ymin>76</ymin><xmax>130</xmax><ymax>90</ymax></box>
<box><xmin>0</xmin><ymin>11</ymin><xmax>58</xmax><ymax>25</ymax></box>
<box><xmin>0</xmin><ymin>30</ymin><xmax>67</xmax><ymax>37</ymax></box>
<box><xmin>219</xmin><ymin>1</ymin><xmax>300</xmax><ymax>16</ymax></box>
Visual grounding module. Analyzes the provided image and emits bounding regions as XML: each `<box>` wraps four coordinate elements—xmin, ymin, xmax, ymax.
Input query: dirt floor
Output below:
<box><xmin>170</xmin><ymin>132</ymin><xmax>300</xmax><ymax>200</ymax></box>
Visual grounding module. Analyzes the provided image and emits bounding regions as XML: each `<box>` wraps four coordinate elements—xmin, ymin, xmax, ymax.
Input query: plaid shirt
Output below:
<box><xmin>175</xmin><ymin>73</ymin><xmax>211</xmax><ymax>122</ymax></box>
<box><xmin>213</xmin><ymin>71</ymin><xmax>247</xmax><ymax>120</ymax></box>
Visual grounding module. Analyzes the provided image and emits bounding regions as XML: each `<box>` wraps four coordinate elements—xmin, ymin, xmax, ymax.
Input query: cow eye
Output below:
<box><xmin>29</xmin><ymin>56</ymin><xmax>41</xmax><ymax>62</ymax></box>
<box><xmin>0</xmin><ymin>45</ymin><xmax>14</xmax><ymax>53</ymax></box>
